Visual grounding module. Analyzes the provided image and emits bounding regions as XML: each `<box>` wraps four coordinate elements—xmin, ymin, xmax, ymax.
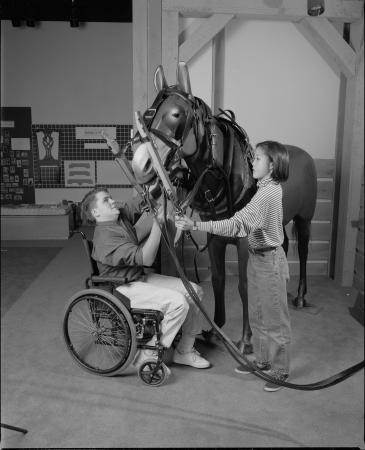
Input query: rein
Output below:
<box><xmin>127</xmin><ymin>115</ymin><xmax>364</xmax><ymax>391</ymax></box>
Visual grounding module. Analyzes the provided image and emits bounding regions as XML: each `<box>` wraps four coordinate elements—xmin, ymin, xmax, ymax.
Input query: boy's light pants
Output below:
<box><xmin>116</xmin><ymin>273</ymin><xmax>204</xmax><ymax>351</ymax></box>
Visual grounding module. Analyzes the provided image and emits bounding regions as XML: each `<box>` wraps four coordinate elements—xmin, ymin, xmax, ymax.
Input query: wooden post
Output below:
<box><xmin>211</xmin><ymin>28</ymin><xmax>225</xmax><ymax>114</ymax></box>
<box><xmin>133</xmin><ymin>0</ymin><xmax>148</xmax><ymax>123</ymax></box>
<box><xmin>133</xmin><ymin>0</ymin><xmax>162</xmax><ymax>124</ymax></box>
<box><xmin>334</xmin><ymin>20</ymin><xmax>364</xmax><ymax>285</ymax></box>
<box><xmin>162</xmin><ymin>9</ymin><xmax>179</xmax><ymax>85</ymax></box>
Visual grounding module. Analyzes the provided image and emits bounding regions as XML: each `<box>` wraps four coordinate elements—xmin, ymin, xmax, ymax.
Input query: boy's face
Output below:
<box><xmin>252</xmin><ymin>147</ymin><xmax>273</xmax><ymax>181</ymax></box>
<box><xmin>91</xmin><ymin>191</ymin><xmax>119</xmax><ymax>222</ymax></box>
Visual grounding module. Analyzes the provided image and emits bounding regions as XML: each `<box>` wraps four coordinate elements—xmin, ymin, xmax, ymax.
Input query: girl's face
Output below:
<box><xmin>252</xmin><ymin>147</ymin><xmax>273</xmax><ymax>181</ymax></box>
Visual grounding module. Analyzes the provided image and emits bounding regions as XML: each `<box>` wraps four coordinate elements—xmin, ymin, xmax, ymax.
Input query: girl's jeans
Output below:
<box><xmin>247</xmin><ymin>246</ymin><xmax>291</xmax><ymax>376</ymax></box>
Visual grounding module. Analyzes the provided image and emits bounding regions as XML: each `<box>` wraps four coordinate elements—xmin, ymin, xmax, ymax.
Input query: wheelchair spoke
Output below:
<box><xmin>64</xmin><ymin>294</ymin><xmax>135</xmax><ymax>374</ymax></box>
<box><xmin>69</xmin><ymin>303</ymin><xmax>97</xmax><ymax>332</ymax></box>
<box><xmin>75</xmin><ymin>337</ymin><xmax>96</xmax><ymax>360</ymax></box>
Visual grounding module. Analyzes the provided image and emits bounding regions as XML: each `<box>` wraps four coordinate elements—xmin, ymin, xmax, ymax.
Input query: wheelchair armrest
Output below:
<box><xmin>90</xmin><ymin>275</ymin><xmax>128</xmax><ymax>285</ymax></box>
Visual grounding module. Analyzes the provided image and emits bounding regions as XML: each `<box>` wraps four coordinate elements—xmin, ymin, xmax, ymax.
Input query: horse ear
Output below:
<box><xmin>154</xmin><ymin>65</ymin><xmax>168</xmax><ymax>92</ymax></box>
<box><xmin>176</xmin><ymin>61</ymin><xmax>192</xmax><ymax>95</ymax></box>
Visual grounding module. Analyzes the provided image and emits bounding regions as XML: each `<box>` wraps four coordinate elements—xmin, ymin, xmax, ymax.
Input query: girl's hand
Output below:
<box><xmin>175</xmin><ymin>214</ymin><xmax>194</xmax><ymax>230</ymax></box>
<box><xmin>101</xmin><ymin>130</ymin><xmax>120</xmax><ymax>155</ymax></box>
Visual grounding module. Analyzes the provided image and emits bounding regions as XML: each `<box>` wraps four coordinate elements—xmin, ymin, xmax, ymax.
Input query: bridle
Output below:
<box><xmin>141</xmin><ymin>87</ymin><xmax>205</xmax><ymax>173</ymax></box>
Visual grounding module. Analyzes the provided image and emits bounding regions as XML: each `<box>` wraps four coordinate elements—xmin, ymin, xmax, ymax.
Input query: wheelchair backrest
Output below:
<box><xmin>77</xmin><ymin>231</ymin><xmax>100</xmax><ymax>276</ymax></box>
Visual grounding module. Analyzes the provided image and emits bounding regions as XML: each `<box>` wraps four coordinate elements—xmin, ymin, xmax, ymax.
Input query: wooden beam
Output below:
<box><xmin>179</xmin><ymin>14</ymin><xmax>234</xmax><ymax>63</ymax></box>
<box><xmin>163</xmin><ymin>0</ymin><xmax>363</xmax><ymax>22</ymax></box>
<box><xmin>162</xmin><ymin>9</ymin><xmax>179</xmax><ymax>85</ymax></box>
<box><xmin>211</xmin><ymin>28</ymin><xmax>225</xmax><ymax>114</ymax></box>
<box><xmin>179</xmin><ymin>18</ymin><xmax>205</xmax><ymax>46</ymax></box>
<box><xmin>295</xmin><ymin>17</ymin><xmax>357</xmax><ymax>78</ymax></box>
<box><xmin>334</xmin><ymin>24</ymin><xmax>364</xmax><ymax>286</ymax></box>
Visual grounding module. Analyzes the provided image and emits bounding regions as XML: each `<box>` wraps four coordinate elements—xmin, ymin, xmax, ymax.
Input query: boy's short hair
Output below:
<box><xmin>256</xmin><ymin>141</ymin><xmax>289</xmax><ymax>182</ymax></box>
<box><xmin>81</xmin><ymin>187</ymin><xmax>109</xmax><ymax>224</ymax></box>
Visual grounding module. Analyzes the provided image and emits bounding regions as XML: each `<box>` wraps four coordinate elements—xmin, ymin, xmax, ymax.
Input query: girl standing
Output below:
<box><xmin>175</xmin><ymin>141</ymin><xmax>291</xmax><ymax>392</ymax></box>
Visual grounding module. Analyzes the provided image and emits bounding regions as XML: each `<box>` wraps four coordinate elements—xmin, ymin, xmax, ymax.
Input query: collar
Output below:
<box><xmin>257</xmin><ymin>177</ymin><xmax>274</xmax><ymax>188</ymax></box>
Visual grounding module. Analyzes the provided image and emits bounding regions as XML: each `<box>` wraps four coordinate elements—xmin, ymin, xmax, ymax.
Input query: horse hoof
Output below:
<box><xmin>202</xmin><ymin>329</ymin><xmax>221</xmax><ymax>345</ymax></box>
<box><xmin>292</xmin><ymin>297</ymin><xmax>307</xmax><ymax>308</ymax></box>
<box><xmin>233</xmin><ymin>341</ymin><xmax>253</xmax><ymax>355</ymax></box>
<box><xmin>243</xmin><ymin>344</ymin><xmax>253</xmax><ymax>355</ymax></box>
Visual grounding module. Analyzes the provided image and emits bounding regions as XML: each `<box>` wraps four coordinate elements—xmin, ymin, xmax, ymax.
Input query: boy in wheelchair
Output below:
<box><xmin>81</xmin><ymin>187</ymin><xmax>211</xmax><ymax>376</ymax></box>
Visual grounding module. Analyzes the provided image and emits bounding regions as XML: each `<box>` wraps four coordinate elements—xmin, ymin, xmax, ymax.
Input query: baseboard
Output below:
<box><xmin>349</xmin><ymin>291</ymin><xmax>364</xmax><ymax>326</ymax></box>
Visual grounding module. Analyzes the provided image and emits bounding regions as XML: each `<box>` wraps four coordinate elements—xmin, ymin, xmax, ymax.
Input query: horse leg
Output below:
<box><xmin>292</xmin><ymin>216</ymin><xmax>310</xmax><ymax>308</ymax></box>
<box><xmin>207</xmin><ymin>234</ymin><xmax>227</xmax><ymax>330</ymax></box>
<box><xmin>282</xmin><ymin>226</ymin><xmax>289</xmax><ymax>256</ymax></box>
<box><xmin>235</xmin><ymin>236</ymin><xmax>253</xmax><ymax>354</ymax></box>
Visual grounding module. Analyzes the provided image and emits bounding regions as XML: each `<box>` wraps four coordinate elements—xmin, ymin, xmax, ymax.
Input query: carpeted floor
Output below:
<box><xmin>1</xmin><ymin>234</ymin><xmax>364</xmax><ymax>448</ymax></box>
<box><xmin>1</xmin><ymin>246</ymin><xmax>62</xmax><ymax>316</ymax></box>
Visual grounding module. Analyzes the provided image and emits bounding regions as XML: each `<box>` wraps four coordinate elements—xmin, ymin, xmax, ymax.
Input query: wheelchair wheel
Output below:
<box><xmin>138</xmin><ymin>360</ymin><xmax>170</xmax><ymax>387</ymax></box>
<box><xmin>63</xmin><ymin>289</ymin><xmax>137</xmax><ymax>376</ymax></box>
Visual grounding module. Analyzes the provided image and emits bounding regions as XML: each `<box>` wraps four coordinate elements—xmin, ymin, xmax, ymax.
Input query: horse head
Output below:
<box><xmin>132</xmin><ymin>62</ymin><xmax>206</xmax><ymax>186</ymax></box>
<box><xmin>131</xmin><ymin>62</ymin><xmax>255</xmax><ymax>219</ymax></box>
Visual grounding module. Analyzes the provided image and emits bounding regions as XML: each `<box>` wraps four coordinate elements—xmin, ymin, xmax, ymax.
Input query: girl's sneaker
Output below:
<box><xmin>234</xmin><ymin>361</ymin><xmax>271</xmax><ymax>374</ymax></box>
<box><xmin>263</xmin><ymin>372</ymin><xmax>289</xmax><ymax>392</ymax></box>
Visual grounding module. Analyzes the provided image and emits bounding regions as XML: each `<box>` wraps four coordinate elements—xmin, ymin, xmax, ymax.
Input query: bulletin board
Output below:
<box><xmin>0</xmin><ymin>107</ymin><xmax>35</xmax><ymax>204</ymax></box>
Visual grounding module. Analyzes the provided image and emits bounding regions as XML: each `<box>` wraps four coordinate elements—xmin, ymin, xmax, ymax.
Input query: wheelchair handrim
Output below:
<box><xmin>63</xmin><ymin>292</ymin><xmax>137</xmax><ymax>375</ymax></box>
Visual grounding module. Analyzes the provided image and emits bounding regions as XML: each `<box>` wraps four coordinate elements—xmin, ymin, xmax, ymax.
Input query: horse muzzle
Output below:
<box><xmin>132</xmin><ymin>142</ymin><xmax>157</xmax><ymax>184</ymax></box>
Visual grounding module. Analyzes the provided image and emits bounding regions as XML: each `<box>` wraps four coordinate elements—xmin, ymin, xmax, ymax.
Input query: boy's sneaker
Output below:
<box><xmin>173</xmin><ymin>348</ymin><xmax>211</xmax><ymax>369</ymax></box>
<box><xmin>263</xmin><ymin>372</ymin><xmax>289</xmax><ymax>392</ymax></box>
<box><xmin>235</xmin><ymin>361</ymin><xmax>271</xmax><ymax>374</ymax></box>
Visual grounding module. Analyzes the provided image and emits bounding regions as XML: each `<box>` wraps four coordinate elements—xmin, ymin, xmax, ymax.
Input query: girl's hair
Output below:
<box><xmin>81</xmin><ymin>187</ymin><xmax>109</xmax><ymax>223</ymax></box>
<box><xmin>256</xmin><ymin>140</ymin><xmax>289</xmax><ymax>182</ymax></box>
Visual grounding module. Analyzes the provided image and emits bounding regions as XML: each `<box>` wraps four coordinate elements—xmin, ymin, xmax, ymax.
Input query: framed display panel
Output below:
<box><xmin>0</xmin><ymin>107</ymin><xmax>35</xmax><ymax>204</ymax></box>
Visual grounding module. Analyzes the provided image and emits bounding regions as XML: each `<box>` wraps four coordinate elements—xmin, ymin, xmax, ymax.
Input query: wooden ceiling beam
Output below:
<box><xmin>163</xmin><ymin>0</ymin><xmax>363</xmax><ymax>22</ymax></box>
<box><xmin>179</xmin><ymin>14</ymin><xmax>234</xmax><ymax>63</ymax></box>
<box><xmin>295</xmin><ymin>17</ymin><xmax>357</xmax><ymax>78</ymax></box>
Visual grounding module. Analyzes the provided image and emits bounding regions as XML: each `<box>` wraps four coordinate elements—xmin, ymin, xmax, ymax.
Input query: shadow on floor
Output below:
<box><xmin>1</xmin><ymin>246</ymin><xmax>62</xmax><ymax>316</ymax></box>
<box><xmin>1</xmin><ymin>235</ymin><xmax>364</xmax><ymax>448</ymax></box>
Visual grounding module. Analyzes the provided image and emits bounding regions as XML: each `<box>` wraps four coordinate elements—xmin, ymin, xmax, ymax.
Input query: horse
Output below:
<box><xmin>130</xmin><ymin>62</ymin><xmax>317</xmax><ymax>354</ymax></box>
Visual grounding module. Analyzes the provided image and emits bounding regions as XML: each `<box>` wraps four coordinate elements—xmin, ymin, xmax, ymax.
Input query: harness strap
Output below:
<box><xmin>150</xmin><ymin>128</ymin><xmax>180</xmax><ymax>150</ymax></box>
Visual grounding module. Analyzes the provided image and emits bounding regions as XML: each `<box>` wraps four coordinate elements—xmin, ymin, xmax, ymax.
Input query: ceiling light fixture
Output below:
<box><xmin>307</xmin><ymin>0</ymin><xmax>325</xmax><ymax>16</ymax></box>
<box><xmin>70</xmin><ymin>0</ymin><xmax>80</xmax><ymax>27</ymax></box>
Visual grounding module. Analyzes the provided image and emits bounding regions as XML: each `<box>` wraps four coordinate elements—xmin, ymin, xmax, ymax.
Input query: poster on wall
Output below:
<box><xmin>64</xmin><ymin>160</ymin><xmax>95</xmax><ymax>187</ymax></box>
<box><xmin>36</xmin><ymin>129</ymin><xmax>59</xmax><ymax>166</ymax></box>
<box><xmin>0</xmin><ymin>107</ymin><xmax>35</xmax><ymax>204</ymax></box>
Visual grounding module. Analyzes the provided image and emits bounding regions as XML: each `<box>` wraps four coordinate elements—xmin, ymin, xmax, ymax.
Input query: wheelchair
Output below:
<box><xmin>62</xmin><ymin>231</ymin><xmax>170</xmax><ymax>387</ymax></box>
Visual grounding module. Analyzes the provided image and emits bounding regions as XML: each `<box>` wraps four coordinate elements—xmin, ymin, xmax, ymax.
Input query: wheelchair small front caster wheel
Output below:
<box><xmin>138</xmin><ymin>359</ymin><xmax>170</xmax><ymax>387</ymax></box>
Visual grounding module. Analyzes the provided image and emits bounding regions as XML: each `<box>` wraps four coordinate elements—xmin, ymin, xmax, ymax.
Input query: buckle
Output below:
<box><xmin>143</xmin><ymin>108</ymin><xmax>156</xmax><ymax>122</ymax></box>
